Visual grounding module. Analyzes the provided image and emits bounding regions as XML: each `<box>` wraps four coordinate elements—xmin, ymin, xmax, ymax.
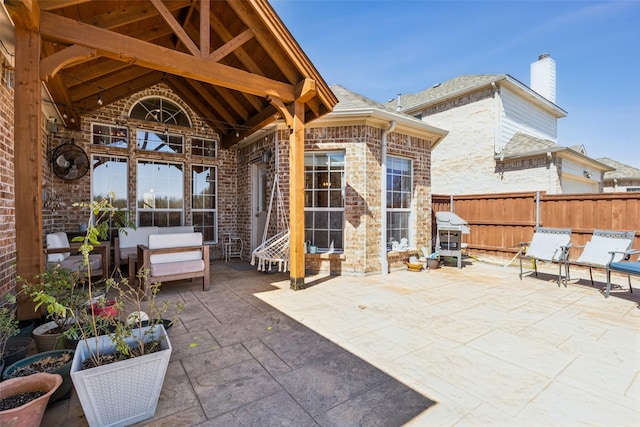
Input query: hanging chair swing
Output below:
<box><xmin>251</xmin><ymin>128</ymin><xmax>290</xmax><ymax>272</ymax></box>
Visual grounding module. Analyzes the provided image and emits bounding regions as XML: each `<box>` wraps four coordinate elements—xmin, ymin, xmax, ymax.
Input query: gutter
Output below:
<box><xmin>380</xmin><ymin>120</ymin><xmax>396</xmax><ymax>275</ymax></box>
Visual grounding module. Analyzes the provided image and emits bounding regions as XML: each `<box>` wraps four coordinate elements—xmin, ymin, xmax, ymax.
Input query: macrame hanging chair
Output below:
<box><xmin>251</xmin><ymin>126</ymin><xmax>290</xmax><ymax>272</ymax></box>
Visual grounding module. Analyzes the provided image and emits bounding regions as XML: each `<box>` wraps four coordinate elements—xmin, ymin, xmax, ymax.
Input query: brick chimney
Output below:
<box><xmin>530</xmin><ymin>53</ymin><xmax>556</xmax><ymax>103</ymax></box>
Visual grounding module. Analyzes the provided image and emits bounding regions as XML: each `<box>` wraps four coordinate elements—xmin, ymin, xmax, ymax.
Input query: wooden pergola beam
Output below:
<box><xmin>209</xmin><ymin>28</ymin><xmax>254</xmax><ymax>62</ymax></box>
<box><xmin>39</xmin><ymin>11</ymin><xmax>297</xmax><ymax>102</ymax></box>
<box><xmin>11</xmin><ymin>18</ymin><xmax>43</xmax><ymax>319</ymax></box>
<box><xmin>150</xmin><ymin>0</ymin><xmax>200</xmax><ymax>57</ymax></box>
<box><xmin>288</xmin><ymin>101</ymin><xmax>306</xmax><ymax>289</ymax></box>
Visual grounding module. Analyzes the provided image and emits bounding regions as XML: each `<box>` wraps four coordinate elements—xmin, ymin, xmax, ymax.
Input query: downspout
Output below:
<box><xmin>381</xmin><ymin>120</ymin><xmax>396</xmax><ymax>275</ymax></box>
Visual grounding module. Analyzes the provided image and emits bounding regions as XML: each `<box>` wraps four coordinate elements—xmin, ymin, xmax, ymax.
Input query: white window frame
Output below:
<box><xmin>91</xmin><ymin>155</ymin><xmax>129</xmax><ymax>209</ymax></box>
<box><xmin>191</xmin><ymin>137</ymin><xmax>218</xmax><ymax>158</ymax></box>
<box><xmin>386</xmin><ymin>155</ymin><xmax>413</xmax><ymax>249</ymax></box>
<box><xmin>91</xmin><ymin>122</ymin><xmax>129</xmax><ymax>148</ymax></box>
<box><xmin>192</xmin><ymin>164</ymin><xmax>218</xmax><ymax>244</ymax></box>
<box><xmin>136</xmin><ymin>160</ymin><xmax>184</xmax><ymax>227</ymax></box>
<box><xmin>136</xmin><ymin>129</ymin><xmax>184</xmax><ymax>154</ymax></box>
<box><xmin>304</xmin><ymin>151</ymin><xmax>345</xmax><ymax>253</ymax></box>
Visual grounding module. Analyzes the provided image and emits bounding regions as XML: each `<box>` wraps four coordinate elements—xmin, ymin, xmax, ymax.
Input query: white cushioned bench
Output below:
<box><xmin>136</xmin><ymin>232</ymin><xmax>210</xmax><ymax>293</ymax></box>
<box><xmin>114</xmin><ymin>226</ymin><xmax>195</xmax><ymax>270</ymax></box>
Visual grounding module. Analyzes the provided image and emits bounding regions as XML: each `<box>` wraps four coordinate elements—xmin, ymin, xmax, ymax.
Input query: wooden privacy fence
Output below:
<box><xmin>432</xmin><ymin>192</ymin><xmax>640</xmax><ymax>259</ymax></box>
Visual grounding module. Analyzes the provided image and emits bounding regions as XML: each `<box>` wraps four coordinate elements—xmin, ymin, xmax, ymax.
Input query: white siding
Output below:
<box><xmin>500</xmin><ymin>87</ymin><xmax>557</xmax><ymax>151</ymax></box>
<box><xmin>562</xmin><ymin>178</ymin><xmax>598</xmax><ymax>194</ymax></box>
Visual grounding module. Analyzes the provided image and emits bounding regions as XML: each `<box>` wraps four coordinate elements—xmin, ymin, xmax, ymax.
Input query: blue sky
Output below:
<box><xmin>272</xmin><ymin>0</ymin><xmax>640</xmax><ymax>169</ymax></box>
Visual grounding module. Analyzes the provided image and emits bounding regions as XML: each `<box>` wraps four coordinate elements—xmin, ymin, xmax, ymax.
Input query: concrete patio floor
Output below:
<box><xmin>42</xmin><ymin>256</ymin><xmax>640</xmax><ymax>426</ymax></box>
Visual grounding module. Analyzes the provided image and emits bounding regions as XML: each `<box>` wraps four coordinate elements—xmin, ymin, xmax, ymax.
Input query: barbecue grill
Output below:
<box><xmin>435</xmin><ymin>211</ymin><xmax>470</xmax><ymax>268</ymax></box>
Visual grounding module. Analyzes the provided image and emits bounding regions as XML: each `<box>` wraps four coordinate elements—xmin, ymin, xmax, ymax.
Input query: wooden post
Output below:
<box><xmin>289</xmin><ymin>101</ymin><xmax>305</xmax><ymax>290</ymax></box>
<box><xmin>14</xmin><ymin>26</ymin><xmax>43</xmax><ymax>319</ymax></box>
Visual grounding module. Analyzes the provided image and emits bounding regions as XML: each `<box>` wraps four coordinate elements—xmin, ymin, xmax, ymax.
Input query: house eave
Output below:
<box><xmin>311</xmin><ymin>107</ymin><xmax>449</xmax><ymax>148</ymax></box>
<box><xmin>404</xmin><ymin>75</ymin><xmax>567</xmax><ymax>119</ymax></box>
<box><xmin>496</xmin><ymin>147</ymin><xmax>615</xmax><ymax>172</ymax></box>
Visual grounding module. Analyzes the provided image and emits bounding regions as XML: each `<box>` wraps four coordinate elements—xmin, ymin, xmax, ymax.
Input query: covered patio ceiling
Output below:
<box><xmin>7</xmin><ymin>0</ymin><xmax>337</xmax><ymax>147</ymax></box>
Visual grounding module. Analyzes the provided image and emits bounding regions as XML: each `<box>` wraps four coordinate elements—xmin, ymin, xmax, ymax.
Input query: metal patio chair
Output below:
<box><xmin>565</xmin><ymin>230</ymin><xmax>635</xmax><ymax>286</ymax></box>
<box><xmin>605</xmin><ymin>249</ymin><xmax>640</xmax><ymax>298</ymax></box>
<box><xmin>518</xmin><ymin>227</ymin><xmax>572</xmax><ymax>285</ymax></box>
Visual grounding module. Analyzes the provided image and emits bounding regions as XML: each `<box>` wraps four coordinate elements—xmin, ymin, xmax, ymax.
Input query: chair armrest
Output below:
<box><xmin>44</xmin><ymin>242</ymin><xmax>82</xmax><ymax>254</ymax></box>
<box><xmin>606</xmin><ymin>249</ymin><xmax>640</xmax><ymax>265</ymax></box>
<box><xmin>44</xmin><ymin>243</ymin><xmax>109</xmax><ymax>278</ymax></box>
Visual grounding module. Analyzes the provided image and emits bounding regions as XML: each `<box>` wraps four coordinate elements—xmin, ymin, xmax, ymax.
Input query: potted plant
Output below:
<box><xmin>0</xmin><ymin>295</ymin><xmax>34</xmax><ymax>372</ymax></box>
<box><xmin>0</xmin><ymin>372</ymin><xmax>62</xmax><ymax>427</ymax></box>
<box><xmin>36</xmin><ymin>195</ymin><xmax>182</xmax><ymax>427</ymax></box>
<box><xmin>2</xmin><ymin>349</ymin><xmax>74</xmax><ymax>405</ymax></box>
<box><xmin>22</xmin><ymin>265</ymin><xmax>88</xmax><ymax>352</ymax></box>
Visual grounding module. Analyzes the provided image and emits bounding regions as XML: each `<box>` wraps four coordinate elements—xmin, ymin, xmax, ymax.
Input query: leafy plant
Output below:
<box><xmin>0</xmin><ymin>294</ymin><xmax>19</xmax><ymax>358</ymax></box>
<box><xmin>33</xmin><ymin>193</ymin><xmax>183</xmax><ymax>368</ymax></box>
<box><xmin>22</xmin><ymin>265</ymin><xmax>88</xmax><ymax>332</ymax></box>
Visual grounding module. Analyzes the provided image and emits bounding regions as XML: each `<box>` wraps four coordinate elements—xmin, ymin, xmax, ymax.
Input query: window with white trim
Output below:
<box><xmin>304</xmin><ymin>152</ymin><xmax>345</xmax><ymax>252</ymax></box>
<box><xmin>129</xmin><ymin>97</ymin><xmax>191</xmax><ymax>127</ymax></box>
<box><xmin>386</xmin><ymin>156</ymin><xmax>412</xmax><ymax>249</ymax></box>
<box><xmin>191</xmin><ymin>137</ymin><xmax>218</xmax><ymax>158</ymax></box>
<box><xmin>192</xmin><ymin>165</ymin><xmax>217</xmax><ymax>243</ymax></box>
<box><xmin>136</xmin><ymin>160</ymin><xmax>183</xmax><ymax>226</ymax></box>
<box><xmin>136</xmin><ymin>129</ymin><xmax>184</xmax><ymax>154</ymax></box>
<box><xmin>91</xmin><ymin>156</ymin><xmax>128</xmax><ymax>208</ymax></box>
<box><xmin>91</xmin><ymin>123</ymin><xmax>128</xmax><ymax>148</ymax></box>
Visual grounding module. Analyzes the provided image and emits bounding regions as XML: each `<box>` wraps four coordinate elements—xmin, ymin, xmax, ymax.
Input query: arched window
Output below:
<box><xmin>129</xmin><ymin>97</ymin><xmax>191</xmax><ymax>127</ymax></box>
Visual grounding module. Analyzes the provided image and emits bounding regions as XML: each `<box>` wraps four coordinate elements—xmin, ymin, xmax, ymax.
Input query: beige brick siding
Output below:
<box><xmin>421</xmin><ymin>90</ymin><xmax>563</xmax><ymax>194</ymax></box>
<box><xmin>301</xmin><ymin>124</ymin><xmax>433</xmax><ymax>275</ymax></box>
<box><xmin>427</xmin><ymin>97</ymin><xmax>497</xmax><ymax>194</ymax></box>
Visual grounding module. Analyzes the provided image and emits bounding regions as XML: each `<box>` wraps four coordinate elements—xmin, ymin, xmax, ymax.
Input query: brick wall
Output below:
<box><xmin>0</xmin><ymin>57</ymin><xmax>15</xmax><ymax>296</ymax></box>
<box><xmin>42</xmin><ymin>84</ymin><xmax>236</xmax><ymax>259</ymax></box>
<box><xmin>5</xmin><ymin>82</ymin><xmax>436</xmax><ymax>286</ymax></box>
<box><xmin>300</xmin><ymin>124</ymin><xmax>433</xmax><ymax>275</ymax></box>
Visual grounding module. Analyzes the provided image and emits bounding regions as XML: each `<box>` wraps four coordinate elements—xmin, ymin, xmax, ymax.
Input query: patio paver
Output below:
<box><xmin>42</xmin><ymin>257</ymin><xmax>640</xmax><ymax>426</ymax></box>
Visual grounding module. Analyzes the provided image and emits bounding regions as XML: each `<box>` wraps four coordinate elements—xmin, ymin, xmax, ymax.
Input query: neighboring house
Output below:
<box><xmin>597</xmin><ymin>158</ymin><xmax>640</xmax><ymax>192</ymax></box>
<box><xmin>390</xmin><ymin>54</ymin><xmax>611</xmax><ymax>195</ymax></box>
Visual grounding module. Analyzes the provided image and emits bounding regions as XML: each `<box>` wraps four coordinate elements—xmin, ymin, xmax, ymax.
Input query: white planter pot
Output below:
<box><xmin>70</xmin><ymin>324</ymin><xmax>171</xmax><ymax>427</ymax></box>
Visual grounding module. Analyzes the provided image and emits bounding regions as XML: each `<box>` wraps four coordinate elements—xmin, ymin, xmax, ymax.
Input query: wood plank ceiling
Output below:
<box><xmin>16</xmin><ymin>0</ymin><xmax>337</xmax><ymax>147</ymax></box>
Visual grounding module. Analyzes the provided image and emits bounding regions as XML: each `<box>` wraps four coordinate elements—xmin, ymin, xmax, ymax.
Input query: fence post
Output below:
<box><xmin>535</xmin><ymin>191</ymin><xmax>540</xmax><ymax>229</ymax></box>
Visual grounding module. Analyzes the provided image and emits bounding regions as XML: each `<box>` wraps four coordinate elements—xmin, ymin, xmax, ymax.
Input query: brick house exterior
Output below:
<box><xmin>243</xmin><ymin>84</ymin><xmax>447</xmax><ymax>275</ymax></box>
<box><xmin>391</xmin><ymin>56</ymin><xmax>612</xmax><ymax>195</ymax></box>
<box><xmin>0</xmin><ymin>76</ymin><xmax>447</xmax><ymax>298</ymax></box>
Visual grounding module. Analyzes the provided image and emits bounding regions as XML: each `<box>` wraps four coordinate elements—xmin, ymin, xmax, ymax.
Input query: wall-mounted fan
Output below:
<box><xmin>51</xmin><ymin>139</ymin><xmax>89</xmax><ymax>181</ymax></box>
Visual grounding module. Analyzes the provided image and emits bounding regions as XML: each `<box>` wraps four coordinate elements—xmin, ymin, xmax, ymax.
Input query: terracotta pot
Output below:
<box><xmin>0</xmin><ymin>372</ymin><xmax>62</xmax><ymax>427</ymax></box>
<box><xmin>2</xmin><ymin>349</ymin><xmax>75</xmax><ymax>405</ymax></box>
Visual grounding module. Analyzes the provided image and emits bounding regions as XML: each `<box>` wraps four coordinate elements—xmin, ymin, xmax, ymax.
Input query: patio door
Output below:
<box><xmin>252</xmin><ymin>163</ymin><xmax>268</xmax><ymax>251</ymax></box>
